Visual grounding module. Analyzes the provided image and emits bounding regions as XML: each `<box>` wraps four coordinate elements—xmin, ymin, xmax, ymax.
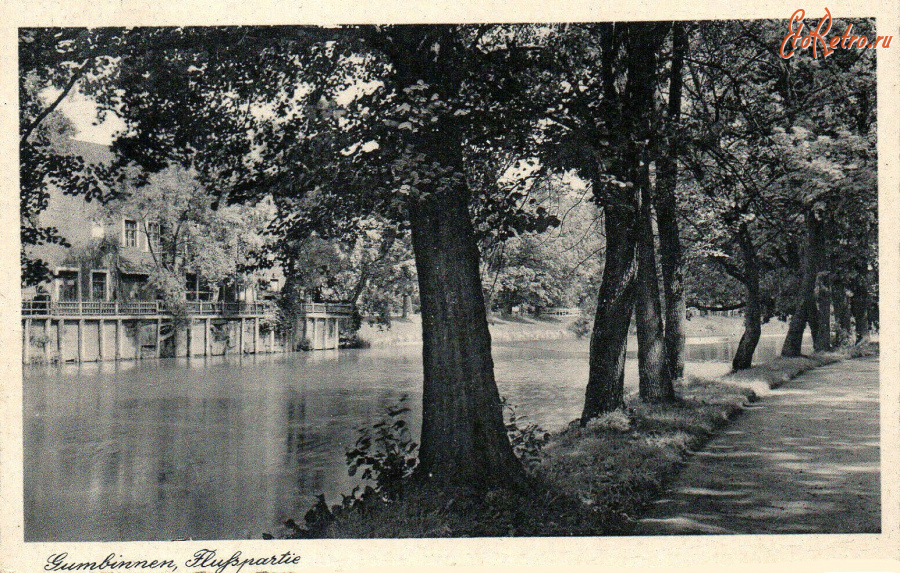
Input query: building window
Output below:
<box><xmin>146</xmin><ymin>221</ymin><xmax>161</xmax><ymax>253</ymax></box>
<box><xmin>91</xmin><ymin>271</ymin><xmax>107</xmax><ymax>301</ymax></box>
<box><xmin>124</xmin><ymin>219</ymin><xmax>137</xmax><ymax>248</ymax></box>
<box><xmin>58</xmin><ymin>270</ymin><xmax>79</xmax><ymax>301</ymax></box>
<box><xmin>186</xmin><ymin>274</ymin><xmax>198</xmax><ymax>301</ymax></box>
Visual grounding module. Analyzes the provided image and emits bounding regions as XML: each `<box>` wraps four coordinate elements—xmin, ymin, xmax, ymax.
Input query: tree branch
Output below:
<box><xmin>21</xmin><ymin>62</ymin><xmax>88</xmax><ymax>146</ymax></box>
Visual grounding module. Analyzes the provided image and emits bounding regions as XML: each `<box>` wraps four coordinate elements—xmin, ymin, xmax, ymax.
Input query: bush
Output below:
<box><xmin>568</xmin><ymin>316</ymin><xmax>591</xmax><ymax>339</ymax></box>
<box><xmin>266</xmin><ymin>396</ymin><xmax>418</xmax><ymax>539</ymax></box>
<box><xmin>846</xmin><ymin>340</ymin><xmax>879</xmax><ymax>358</ymax></box>
<box><xmin>585</xmin><ymin>410</ymin><xmax>632</xmax><ymax>433</ymax></box>
<box><xmin>501</xmin><ymin>398</ymin><xmax>550</xmax><ymax>470</ymax></box>
<box><xmin>30</xmin><ymin>332</ymin><xmax>51</xmax><ymax>349</ymax></box>
<box><xmin>346</xmin><ymin>394</ymin><xmax>418</xmax><ymax>501</ymax></box>
<box><xmin>340</xmin><ymin>333</ymin><xmax>372</xmax><ymax>349</ymax></box>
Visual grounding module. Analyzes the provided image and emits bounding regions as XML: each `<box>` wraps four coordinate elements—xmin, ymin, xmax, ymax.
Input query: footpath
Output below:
<box><xmin>633</xmin><ymin>356</ymin><xmax>881</xmax><ymax>534</ymax></box>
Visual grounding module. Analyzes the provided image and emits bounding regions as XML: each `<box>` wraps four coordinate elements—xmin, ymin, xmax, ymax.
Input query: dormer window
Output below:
<box><xmin>124</xmin><ymin>219</ymin><xmax>137</xmax><ymax>248</ymax></box>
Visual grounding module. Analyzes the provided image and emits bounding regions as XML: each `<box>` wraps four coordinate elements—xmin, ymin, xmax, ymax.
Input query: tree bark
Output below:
<box><xmin>628</xmin><ymin>23</ymin><xmax>674</xmax><ymax>403</ymax></box>
<box><xmin>580</xmin><ymin>23</ymin><xmax>636</xmax><ymax>423</ymax></box>
<box><xmin>581</xmin><ymin>202</ymin><xmax>637</xmax><ymax>422</ymax></box>
<box><xmin>357</xmin><ymin>27</ymin><xmax>528</xmax><ymax>489</ymax></box>
<box><xmin>409</xmin><ymin>182</ymin><xmax>525</xmax><ymax>490</ymax></box>
<box><xmin>635</xmin><ymin>176</ymin><xmax>674</xmax><ymax>402</ymax></box>
<box><xmin>782</xmin><ymin>213</ymin><xmax>823</xmax><ymax>357</ymax></box>
<box><xmin>732</xmin><ymin>223</ymin><xmax>760</xmax><ymax>370</ymax></box>
<box><xmin>851</xmin><ymin>274</ymin><xmax>871</xmax><ymax>343</ymax></box>
<box><xmin>656</xmin><ymin>21</ymin><xmax>687</xmax><ymax>381</ymax></box>
<box><xmin>832</xmin><ymin>279</ymin><xmax>852</xmax><ymax>347</ymax></box>
<box><xmin>813</xmin><ymin>271</ymin><xmax>831</xmax><ymax>352</ymax></box>
<box><xmin>401</xmin><ymin>293</ymin><xmax>412</xmax><ymax>319</ymax></box>
<box><xmin>581</xmin><ymin>21</ymin><xmax>673</xmax><ymax>419</ymax></box>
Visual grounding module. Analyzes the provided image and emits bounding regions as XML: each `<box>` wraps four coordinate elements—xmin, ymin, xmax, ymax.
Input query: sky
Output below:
<box><xmin>53</xmin><ymin>88</ymin><xmax>125</xmax><ymax>146</ymax></box>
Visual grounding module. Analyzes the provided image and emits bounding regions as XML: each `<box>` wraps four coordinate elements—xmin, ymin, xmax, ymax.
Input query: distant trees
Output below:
<box><xmin>275</xmin><ymin>218</ymin><xmax>416</xmax><ymax>328</ymax></box>
<box><xmin>674</xmin><ymin>19</ymin><xmax>876</xmax><ymax>362</ymax></box>
<box><xmin>481</xmin><ymin>177</ymin><xmax>601</xmax><ymax>316</ymax></box>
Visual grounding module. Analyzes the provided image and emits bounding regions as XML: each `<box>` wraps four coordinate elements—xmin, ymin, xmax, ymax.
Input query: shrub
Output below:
<box><xmin>346</xmin><ymin>394</ymin><xmax>418</xmax><ymax>501</ymax></box>
<box><xmin>340</xmin><ymin>333</ymin><xmax>372</xmax><ymax>349</ymax></box>
<box><xmin>501</xmin><ymin>398</ymin><xmax>550</xmax><ymax>470</ymax></box>
<box><xmin>30</xmin><ymin>332</ymin><xmax>51</xmax><ymax>349</ymax></box>
<box><xmin>266</xmin><ymin>396</ymin><xmax>418</xmax><ymax>539</ymax></box>
<box><xmin>568</xmin><ymin>316</ymin><xmax>591</xmax><ymax>339</ymax></box>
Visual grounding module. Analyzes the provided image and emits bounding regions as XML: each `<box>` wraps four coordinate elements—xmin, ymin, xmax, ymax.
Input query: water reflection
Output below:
<box><xmin>24</xmin><ymin>334</ymin><xmax>803</xmax><ymax>541</ymax></box>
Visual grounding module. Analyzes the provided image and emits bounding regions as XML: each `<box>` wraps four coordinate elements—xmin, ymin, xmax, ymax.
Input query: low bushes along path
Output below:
<box><xmin>633</xmin><ymin>356</ymin><xmax>880</xmax><ymax>534</ymax></box>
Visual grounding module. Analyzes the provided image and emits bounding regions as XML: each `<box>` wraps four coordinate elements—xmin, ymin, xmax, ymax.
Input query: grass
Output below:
<box><xmin>297</xmin><ymin>342</ymin><xmax>878</xmax><ymax>538</ymax></box>
<box><xmin>358</xmin><ymin>313</ymin><xmax>792</xmax><ymax>346</ymax></box>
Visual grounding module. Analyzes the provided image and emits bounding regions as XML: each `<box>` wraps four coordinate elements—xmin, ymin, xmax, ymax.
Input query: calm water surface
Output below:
<box><xmin>24</xmin><ymin>334</ymin><xmax>799</xmax><ymax>541</ymax></box>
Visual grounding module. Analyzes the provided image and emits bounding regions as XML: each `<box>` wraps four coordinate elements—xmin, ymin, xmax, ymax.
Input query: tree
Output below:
<box><xmin>275</xmin><ymin>218</ymin><xmax>416</xmax><ymax>329</ymax></box>
<box><xmin>676</xmin><ymin>19</ymin><xmax>876</xmax><ymax>366</ymax></box>
<box><xmin>71</xmin><ymin>25</ymin><xmax>564</xmax><ymax>490</ymax></box>
<box><xmin>655</xmin><ymin>22</ymin><xmax>688</xmax><ymax>380</ymax></box>
<box><xmin>480</xmin><ymin>175</ymin><xmax>601</xmax><ymax>316</ymax></box>
<box><xmin>99</xmin><ymin>165</ymin><xmax>273</xmax><ymax>317</ymax></box>
<box><xmin>523</xmin><ymin>23</ymin><xmax>677</xmax><ymax>418</ymax></box>
<box><xmin>626</xmin><ymin>23</ymin><xmax>675</xmax><ymax>403</ymax></box>
<box><xmin>19</xmin><ymin>28</ymin><xmax>143</xmax><ymax>285</ymax></box>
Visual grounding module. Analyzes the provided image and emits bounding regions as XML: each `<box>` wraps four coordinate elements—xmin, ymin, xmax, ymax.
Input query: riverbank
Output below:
<box><xmin>358</xmin><ymin>313</ymin><xmax>791</xmax><ymax>346</ymax></box>
<box><xmin>295</xmin><ymin>341</ymin><xmax>878</xmax><ymax>538</ymax></box>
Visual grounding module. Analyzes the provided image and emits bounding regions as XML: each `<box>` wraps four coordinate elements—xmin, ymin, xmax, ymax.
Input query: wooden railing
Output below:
<box><xmin>22</xmin><ymin>300</ymin><xmax>279</xmax><ymax>318</ymax></box>
<box><xmin>539</xmin><ymin>307</ymin><xmax>582</xmax><ymax>317</ymax></box>
<box><xmin>297</xmin><ymin>302</ymin><xmax>354</xmax><ymax>316</ymax></box>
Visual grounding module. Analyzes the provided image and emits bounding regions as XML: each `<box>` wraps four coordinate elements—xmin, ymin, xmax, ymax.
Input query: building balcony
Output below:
<box><xmin>22</xmin><ymin>300</ymin><xmax>278</xmax><ymax>318</ymax></box>
<box><xmin>296</xmin><ymin>302</ymin><xmax>355</xmax><ymax>317</ymax></box>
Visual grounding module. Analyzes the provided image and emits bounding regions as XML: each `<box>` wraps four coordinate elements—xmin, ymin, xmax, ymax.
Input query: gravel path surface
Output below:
<box><xmin>633</xmin><ymin>356</ymin><xmax>880</xmax><ymax>535</ymax></box>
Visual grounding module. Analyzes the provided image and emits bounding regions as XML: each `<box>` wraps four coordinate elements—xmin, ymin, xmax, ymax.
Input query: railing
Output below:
<box><xmin>183</xmin><ymin>301</ymin><xmax>275</xmax><ymax>316</ymax></box>
<box><xmin>297</xmin><ymin>302</ymin><xmax>355</xmax><ymax>316</ymax></box>
<box><xmin>22</xmin><ymin>300</ymin><xmax>279</xmax><ymax>318</ymax></box>
<box><xmin>539</xmin><ymin>307</ymin><xmax>582</xmax><ymax>317</ymax></box>
<box><xmin>22</xmin><ymin>300</ymin><xmax>51</xmax><ymax>316</ymax></box>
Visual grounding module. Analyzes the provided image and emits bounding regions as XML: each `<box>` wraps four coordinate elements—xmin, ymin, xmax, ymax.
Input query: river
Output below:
<box><xmin>23</xmin><ymin>333</ymin><xmax>803</xmax><ymax>541</ymax></box>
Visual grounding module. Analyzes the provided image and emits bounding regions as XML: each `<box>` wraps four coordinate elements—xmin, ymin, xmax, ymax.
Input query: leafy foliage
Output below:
<box><xmin>501</xmin><ymin>398</ymin><xmax>550</xmax><ymax>470</ymax></box>
<box><xmin>346</xmin><ymin>394</ymin><xmax>419</xmax><ymax>501</ymax></box>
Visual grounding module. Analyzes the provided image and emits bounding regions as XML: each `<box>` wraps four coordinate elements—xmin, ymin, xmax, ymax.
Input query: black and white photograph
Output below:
<box><xmin>1</xmin><ymin>1</ymin><xmax>898</xmax><ymax>571</ymax></box>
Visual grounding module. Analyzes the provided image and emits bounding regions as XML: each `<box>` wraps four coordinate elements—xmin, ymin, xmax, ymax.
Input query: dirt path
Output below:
<box><xmin>633</xmin><ymin>356</ymin><xmax>880</xmax><ymax>535</ymax></box>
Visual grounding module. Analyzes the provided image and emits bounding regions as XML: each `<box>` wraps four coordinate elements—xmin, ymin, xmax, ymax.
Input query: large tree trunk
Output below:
<box><xmin>635</xmin><ymin>178</ymin><xmax>674</xmax><ymax>402</ymax></box>
<box><xmin>832</xmin><ymin>279</ymin><xmax>852</xmax><ymax>347</ymax></box>
<box><xmin>628</xmin><ymin>23</ymin><xmax>673</xmax><ymax>403</ymax></box>
<box><xmin>409</xmin><ymin>182</ymin><xmax>525</xmax><ymax>490</ymax></box>
<box><xmin>813</xmin><ymin>272</ymin><xmax>831</xmax><ymax>352</ymax></box>
<box><xmin>851</xmin><ymin>274</ymin><xmax>871</xmax><ymax>343</ymax></box>
<box><xmin>581</xmin><ymin>201</ymin><xmax>637</xmax><ymax>422</ymax></box>
<box><xmin>656</xmin><ymin>21</ymin><xmax>687</xmax><ymax>381</ymax></box>
<box><xmin>732</xmin><ymin>223</ymin><xmax>761</xmax><ymax>370</ymax></box>
<box><xmin>401</xmin><ymin>293</ymin><xmax>412</xmax><ymax>319</ymax></box>
<box><xmin>782</xmin><ymin>213</ymin><xmax>823</xmax><ymax>357</ymax></box>
<box><xmin>580</xmin><ymin>23</ymin><xmax>636</xmax><ymax>423</ymax></box>
<box><xmin>581</xmin><ymin>21</ymin><xmax>673</xmax><ymax>419</ymax></box>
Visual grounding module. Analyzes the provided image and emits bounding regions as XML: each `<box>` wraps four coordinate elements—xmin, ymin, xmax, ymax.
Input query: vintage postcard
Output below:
<box><xmin>1</xmin><ymin>0</ymin><xmax>898</xmax><ymax>571</ymax></box>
